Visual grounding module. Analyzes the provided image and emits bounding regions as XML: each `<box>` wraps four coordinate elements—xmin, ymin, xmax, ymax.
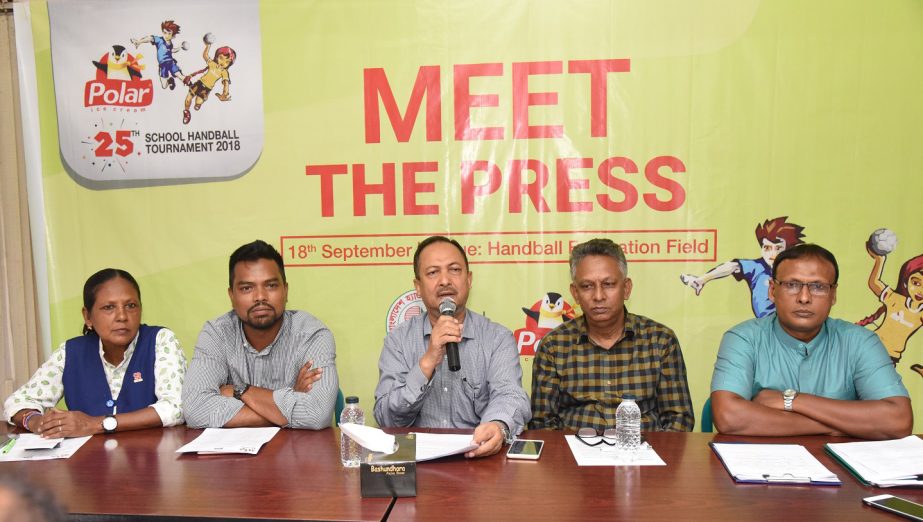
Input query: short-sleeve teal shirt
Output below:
<box><xmin>711</xmin><ymin>314</ymin><xmax>909</xmax><ymax>401</ymax></box>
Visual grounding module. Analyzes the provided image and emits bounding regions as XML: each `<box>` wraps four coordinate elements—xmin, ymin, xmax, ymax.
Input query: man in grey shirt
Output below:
<box><xmin>374</xmin><ymin>236</ymin><xmax>531</xmax><ymax>458</ymax></box>
<box><xmin>183</xmin><ymin>240</ymin><xmax>338</xmax><ymax>429</ymax></box>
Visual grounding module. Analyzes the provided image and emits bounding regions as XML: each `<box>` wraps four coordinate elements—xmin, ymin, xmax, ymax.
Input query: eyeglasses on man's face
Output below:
<box><xmin>773</xmin><ymin>279</ymin><xmax>836</xmax><ymax>296</ymax></box>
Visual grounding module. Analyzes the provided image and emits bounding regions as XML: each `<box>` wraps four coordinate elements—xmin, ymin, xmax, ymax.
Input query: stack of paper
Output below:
<box><xmin>0</xmin><ymin>434</ymin><xmax>91</xmax><ymax>462</ymax></box>
<box><xmin>711</xmin><ymin>443</ymin><xmax>841</xmax><ymax>485</ymax></box>
<box><xmin>412</xmin><ymin>433</ymin><xmax>478</xmax><ymax>461</ymax></box>
<box><xmin>10</xmin><ymin>434</ymin><xmax>64</xmax><ymax>450</ymax></box>
<box><xmin>825</xmin><ymin>435</ymin><xmax>923</xmax><ymax>488</ymax></box>
<box><xmin>339</xmin><ymin>424</ymin><xmax>479</xmax><ymax>461</ymax></box>
<box><xmin>565</xmin><ymin>436</ymin><xmax>666</xmax><ymax>466</ymax></box>
<box><xmin>176</xmin><ymin>427</ymin><xmax>280</xmax><ymax>455</ymax></box>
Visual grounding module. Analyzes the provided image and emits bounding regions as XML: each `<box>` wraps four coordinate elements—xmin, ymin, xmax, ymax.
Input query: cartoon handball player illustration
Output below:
<box><xmin>680</xmin><ymin>216</ymin><xmax>805</xmax><ymax>318</ymax></box>
<box><xmin>858</xmin><ymin>228</ymin><xmax>923</xmax><ymax>378</ymax></box>
<box><xmin>182</xmin><ymin>32</ymin><xmax>235</xmax><ymax>125</ymax></box>
<box><xmin>131</xmin><ymin>20</ymin><xmax>188</xmax><ymax>90</ymax></box>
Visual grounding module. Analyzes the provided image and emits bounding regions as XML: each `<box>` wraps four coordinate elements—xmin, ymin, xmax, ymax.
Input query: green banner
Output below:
<box><xmin>23</xmin><ymin>0</ymin><xmax>923</xmax><ymax>431</ymax></box>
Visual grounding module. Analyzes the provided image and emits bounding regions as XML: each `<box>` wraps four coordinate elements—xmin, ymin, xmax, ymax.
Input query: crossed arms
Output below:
<box><xmin>182</xmin><ymin>318</ymin><xmax>338</xmax><ymax>429</ymax></box>
<box><xmin>711</xmin><ymin>389</ymin><xmax>911</xmax><ymax>440</ymax></box>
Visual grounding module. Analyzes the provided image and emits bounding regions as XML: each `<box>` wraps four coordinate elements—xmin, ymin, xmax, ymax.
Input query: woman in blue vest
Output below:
<box><xmin>3</xmin><ymin>269</ymin><xmax>186</xmax><ymax>436</ymax></box>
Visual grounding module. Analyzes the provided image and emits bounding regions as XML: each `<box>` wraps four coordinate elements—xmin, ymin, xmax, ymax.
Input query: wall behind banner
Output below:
<box><xmin>24</xmin><ymin>0</ymin><xmax>923</xmax><ymax>431</ymax></box>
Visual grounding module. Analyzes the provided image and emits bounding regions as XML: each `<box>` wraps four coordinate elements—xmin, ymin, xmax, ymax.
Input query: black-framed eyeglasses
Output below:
<box><xmin>576</xmin><ymin>428</ymin><xmax>618</xmax><ymax>447</ymax></box>
<box><xmin>773</xmin><ymin>279</ymin><xmax>836</xmax><ymax>296</ymax></box>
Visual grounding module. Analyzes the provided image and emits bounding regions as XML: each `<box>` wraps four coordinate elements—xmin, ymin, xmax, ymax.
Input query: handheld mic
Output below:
<box><xmin>439</xmin><ymin>297</ymin><xmax>461</xmax><ymax>372</ymax></box>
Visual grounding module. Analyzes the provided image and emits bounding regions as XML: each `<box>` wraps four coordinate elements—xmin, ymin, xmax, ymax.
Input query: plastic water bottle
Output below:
<box><xmin>340</xmin><ymin>396</ymin><xmax>364</xmax><ymax>468</ymax></box>
<box><xmin>616</xmin><ymin>395</ymin><xmax>641</xmax><ymax>459</ymax></box>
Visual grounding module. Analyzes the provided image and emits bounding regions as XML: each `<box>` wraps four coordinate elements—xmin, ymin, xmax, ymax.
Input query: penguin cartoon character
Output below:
<box><xmin>522</xmin><ymin>292</ymin><xmax>575</xmax><ymax>330</ymax></box>
<box><xmin>92</xmin><ymin>45</ymin><xmax>144</xmax><ymax>81</ymax></box>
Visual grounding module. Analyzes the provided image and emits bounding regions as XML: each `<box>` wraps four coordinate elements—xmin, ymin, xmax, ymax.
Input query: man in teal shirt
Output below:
<box><xmin>711</xmin><ymin>244</ymin><xmax>912</xmax><ymax>440</ymax></box>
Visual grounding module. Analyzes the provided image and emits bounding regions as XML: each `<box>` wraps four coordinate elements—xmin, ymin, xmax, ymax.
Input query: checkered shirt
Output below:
<box><xmin>529</xmin><ymin>312</ymin><xmax>694</xmax><ymax>432</ymax></box>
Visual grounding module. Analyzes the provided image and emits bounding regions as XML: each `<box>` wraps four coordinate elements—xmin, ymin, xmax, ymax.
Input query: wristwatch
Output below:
<box><xmin>495</xmin><ymin>421</ymin><xmax>513</xmax><ymax>445</ymax></box>
<box><xmin>783</xmin><ymin>389</ymin><xmax>797</xmax><ymax>412</ymax></box>
<box><xmin>233</xmin><ymin>384</ymin><xmax>251</xmax><ymax>401</ymax></box>
<box><xmin>102</xmin><ymin>415</ymin><xmax>118</xmax><ymax>433</ymax></box>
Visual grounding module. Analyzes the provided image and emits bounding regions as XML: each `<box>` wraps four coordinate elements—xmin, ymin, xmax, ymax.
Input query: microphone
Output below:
<box><xmin>439</xmin><ymin>297</ymin><xmax>461</xmax><ymax>372</ymax></box>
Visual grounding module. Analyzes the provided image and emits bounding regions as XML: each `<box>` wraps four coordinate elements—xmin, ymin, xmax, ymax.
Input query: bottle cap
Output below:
<box><xmin>345</xmin><ymin>395</ymin><xmax>359</xmax><ymax>404</ymax></box>
<box><xmin>622</xmin><ymin>394</ymin><xmax>636</xmax><ymax>401</ymax></box>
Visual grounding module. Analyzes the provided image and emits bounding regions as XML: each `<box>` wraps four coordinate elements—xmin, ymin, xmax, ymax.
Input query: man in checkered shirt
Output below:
<box><xmin>529</xmin><ymin>238</ymin><xmax>694</xmax><ymax>432</ymax></box>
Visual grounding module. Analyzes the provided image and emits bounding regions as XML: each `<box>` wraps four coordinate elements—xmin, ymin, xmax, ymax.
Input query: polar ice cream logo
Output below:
<box><xmin>48</xmin><ymin>0</ymin><xmax>264</xmax><ymax>187</ymax></box>
<box><xmin>77</xmin><ymin>44</ymin><xmax>153</xmax><ymax>171</ymax></box>
<box><xmin>85</xmin><ymin>45</ymin><xmax>154</xmax><ymax>108</ymax></box>
<box><xmin>514</xmin><ymin>292</ymin><xmax>577</xmax><ymax>356</ymax></box>
<box><xmin>387</xmin><ymin>290</ymin><xmax>424</xmax><ymax>332</ymax></box>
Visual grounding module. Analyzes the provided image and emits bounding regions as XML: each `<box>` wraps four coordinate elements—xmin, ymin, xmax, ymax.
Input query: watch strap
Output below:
<box><xmin>494</xmin><ymin>420</ymin><xmax>513</xmax><ymax>445</ymax></box>
<box><xmin>783</xmin><ymin>389</ymin><xmax>797</xmax><ymax>411</ymax></box>
<box><xmin>233</xmin><ymin>384</ymin><xmax>251</xmax><ymax>401</ymax></box>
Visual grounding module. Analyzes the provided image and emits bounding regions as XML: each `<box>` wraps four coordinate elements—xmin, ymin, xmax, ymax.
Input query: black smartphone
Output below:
<box><xmin>864</xmin><ymin>494</ymin><xmax>923</xmax><ymax>521</ymax></box>
<box><xmin>506</xmin><ymin>439</ymin><xmax>544</xmax><ymax>460</ymax></box>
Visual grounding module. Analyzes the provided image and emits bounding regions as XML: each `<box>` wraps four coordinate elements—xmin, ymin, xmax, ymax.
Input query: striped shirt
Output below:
<box><xmin>374</xmin><ymin>310</ymin><xmax>531</xmax><ymax>435</ymax></box>
<box><xmin>182</xmin><ymin>310</ymin><xmax>338</xmax><ymax>429</ymax></box>
<box><xmin>529</xmin><ymin>312</ymin><xmax>694</xmax><ymax>432</ymax></box>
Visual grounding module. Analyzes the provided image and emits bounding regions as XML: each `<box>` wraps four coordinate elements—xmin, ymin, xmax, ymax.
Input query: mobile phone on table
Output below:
<box><xmin>506</xmin><ymin>439</ymin><xmax>543</xmax><ymax>460</ymax></box>
<box><xmin>864</xmin><ymin>494</ymin><xmax>923</xmax><ymax>521</ymax></box>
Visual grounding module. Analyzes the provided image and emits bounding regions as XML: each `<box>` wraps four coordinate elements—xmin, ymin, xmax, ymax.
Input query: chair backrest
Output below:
<box><xmin>334</xmin><ymin>388</ymin><xmax>346</xmax><ymax>426</ymax></box>
<box><xmin>701</xmin><ymin>397</ymin><xmax>713</xmax><ymax>433</ymax></box>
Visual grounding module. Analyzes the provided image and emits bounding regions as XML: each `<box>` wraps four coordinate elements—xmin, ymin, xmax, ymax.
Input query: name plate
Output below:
<box><xmin>360</xmin><ymin>434</ymin><xmax>416</xmax><ymax>498</ymax></box>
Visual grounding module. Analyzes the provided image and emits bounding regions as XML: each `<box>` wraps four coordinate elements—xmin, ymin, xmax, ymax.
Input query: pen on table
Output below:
<box><xmin>1</xmin><ymin>437</ymin><xmax>17</xmax><ymax>454</ymax></box>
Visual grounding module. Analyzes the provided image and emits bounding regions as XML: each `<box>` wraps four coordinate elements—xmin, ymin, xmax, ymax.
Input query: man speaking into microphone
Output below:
<box><xmin>374</xmin><ymin>236</ymin><xmax>531</xmax><ymax>458</ymax></box>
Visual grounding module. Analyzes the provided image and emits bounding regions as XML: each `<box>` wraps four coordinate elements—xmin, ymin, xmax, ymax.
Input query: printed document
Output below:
<box><xmin>340</xmin><ymin>425</ymin><xmax>478</xmax><ymax>461</ymax></box>
<box><xmin>565</xmin><ymin>435</ymin><xmax>666</xmax><ymax>466</ymax></box>
<box><xmin>413</xmin><ymin>433</ymin><xmax>479</xmax><ymax>461</ymax></box>
<box><xmin>711</xmin><ymin>443</ymin><xmax>840</xmax><ymax>485</ymax></box>
<box><xmin>176</xmin><ymin>427</ymin><xmax>280</xmax><ymax>455</ymax></box>
<box><xmin>826</xmin><ymin>435</ymin><xmax>923</xmax><ymax>487</ymax></box>
<box><xmin>0</xmin><ymin>434</ymin><xmax>91</xmax><ymax>462</ymax></box>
